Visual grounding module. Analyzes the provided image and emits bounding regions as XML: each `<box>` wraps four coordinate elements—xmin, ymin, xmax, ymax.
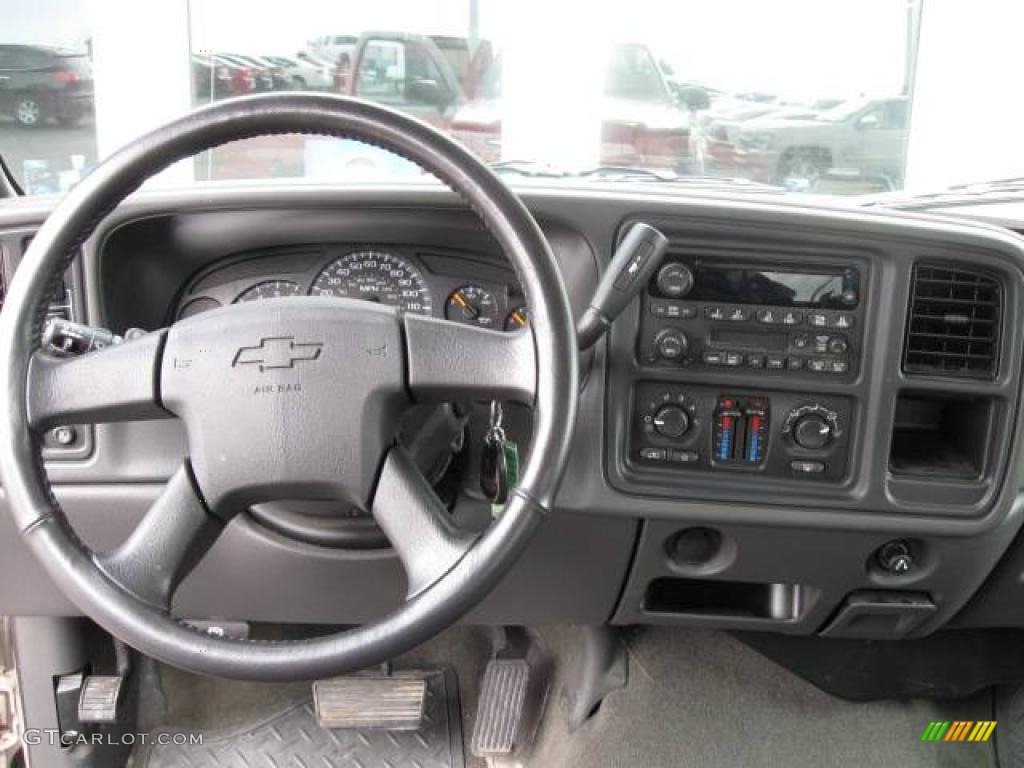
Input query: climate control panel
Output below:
<box><xmin>631</xmin><ymin>383</ymin><xmax>853</xmax><ymax>482</ymax></box>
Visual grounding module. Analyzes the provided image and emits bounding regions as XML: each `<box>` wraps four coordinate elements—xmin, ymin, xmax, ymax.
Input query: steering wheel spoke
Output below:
<box><xmin>372</xmin><ymin>446</ymin><xmax>479</xmax><ymax>598</ymax></box>
<box><xmin>27</xmin><ymin>331</ymin><xmax>171</xmax><ymax>430</ymax></box>
<box><xmin>403</xmin><ymin>314</ymin><xmax>536</xmax><ymax>405</ymax></box>
<box><xmin>95</xmin><ymin>463</ymin><xmax>224</xmax><ymax>611</ymax></box>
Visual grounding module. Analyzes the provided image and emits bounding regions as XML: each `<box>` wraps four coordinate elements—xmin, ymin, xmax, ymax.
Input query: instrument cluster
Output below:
<box><xmin>175</xmin><ymin>246</ymin><xmax>528</xmax><ymax>332</ymax></box>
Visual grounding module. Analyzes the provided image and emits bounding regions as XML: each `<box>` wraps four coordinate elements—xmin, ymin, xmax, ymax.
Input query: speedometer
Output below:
<box><xmin>310</xmin><ymin>250</ymin><xmax>433</xmax><ymax>315</ymax></box>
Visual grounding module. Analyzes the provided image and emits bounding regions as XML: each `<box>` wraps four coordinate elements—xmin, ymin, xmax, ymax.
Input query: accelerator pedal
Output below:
<box><xmin>470</xmin><ymin>659</ymin><xmax>531</xmax><ymax>757</ymax></box>
<box><xmin>313</xmin><ymin>674</ymin><xmax>427</xmax><ymax>731</ymax></box>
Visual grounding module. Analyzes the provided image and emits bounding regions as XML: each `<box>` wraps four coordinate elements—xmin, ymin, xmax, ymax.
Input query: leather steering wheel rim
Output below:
<box><xmin>0</xmin><ymin>94</ymin><xmax>578</xmax><ymax>681</ymax></box>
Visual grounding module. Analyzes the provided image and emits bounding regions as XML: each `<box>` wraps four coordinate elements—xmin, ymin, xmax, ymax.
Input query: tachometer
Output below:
<box><xmin>445</xmin><ymin>284</ymin><xmax>500</xmax><ymax>328</ymax></box>
<box><xmin>310</xmin><ymin>250</ymin><xmax>433</xmax><ymax>315</ymax></box>
<box><xmin>235</xmin><ymin>280</ymin><xmax>303</xmax><ymax>303</ymax></box>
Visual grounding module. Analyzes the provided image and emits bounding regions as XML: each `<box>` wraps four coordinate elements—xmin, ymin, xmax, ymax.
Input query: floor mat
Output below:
<box><xmin>134</xmin><ymin>668</ymin><xmax>464</xmax><ymax>768</ymax></box>
<box><xmin>528</xmin><ymin>627</ymin><xmax>996</xmax><ymax>768</ymax></box>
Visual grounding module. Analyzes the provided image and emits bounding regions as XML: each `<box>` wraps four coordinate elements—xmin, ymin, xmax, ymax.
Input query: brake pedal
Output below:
<box><xmin>312</xmin><ymin>675</ymin><xmax>426</xmax><ymax>731</ymax></box>
<box><xmin>471</xmin><ymin>659</ymin><xmax>531</xmax><ymax>757</ymax></box>
<box><xmin>77</xmin><ymin>675</ymin><xmax>125</xmax><ymax>724</ymax></box>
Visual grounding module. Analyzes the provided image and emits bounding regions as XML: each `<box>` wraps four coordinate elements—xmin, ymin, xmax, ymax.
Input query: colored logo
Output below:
<box><xmin>921</xmin><ymin>721</ymin><xmax>996</xmax><ymax>742</ymax></box>
<box><xmin>232</xmin><ymin>337</ymin><xmax>322</xmax><ymax>372</ymax></box>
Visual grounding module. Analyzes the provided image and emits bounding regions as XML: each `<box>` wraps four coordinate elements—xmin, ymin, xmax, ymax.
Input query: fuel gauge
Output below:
<box><xmin>445</xmin><ymin>284</ymin><xmax>500</xmax><ymax>328</ymax></box>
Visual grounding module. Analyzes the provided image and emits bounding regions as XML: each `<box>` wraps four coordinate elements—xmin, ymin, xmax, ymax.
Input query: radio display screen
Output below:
<box><xmin>696</xmin><ymin>265</ymin><xmax>857</xmax><ymax>308</ymax></box>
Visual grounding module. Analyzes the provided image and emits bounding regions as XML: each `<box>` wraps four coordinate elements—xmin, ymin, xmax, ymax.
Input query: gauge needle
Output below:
<box><xmin>452</xmin><ymin>291</ymin><xmax>478</xmax><ymax>318</ymax></box>
<box><xmin>512</xmin><ymin>310</ymin><xmax>527</xmax><ymax>327</ymax></box>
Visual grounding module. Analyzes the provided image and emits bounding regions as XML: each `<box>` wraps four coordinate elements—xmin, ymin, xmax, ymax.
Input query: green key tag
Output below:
<box><xmin>491</xmin><ymin>439</ymin><xmax>520</xmax><ymax>518</ymax></box>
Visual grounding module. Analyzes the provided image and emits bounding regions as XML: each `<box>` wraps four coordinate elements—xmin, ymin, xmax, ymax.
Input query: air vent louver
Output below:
<box><xmin>903</xmin><ymin>264</ymin><xmax>1000</xmax><ymax>378</ymax></box>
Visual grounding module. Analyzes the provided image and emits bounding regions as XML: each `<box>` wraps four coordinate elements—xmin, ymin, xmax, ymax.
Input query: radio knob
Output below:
<box><xmin>792</xmin><ymin>413</ymin><xmax>833</xmax><ymax>450</ymax></box>
<box><xmin>654</xmin><ymin>328</ymin><xmax>689</xmax><ymax>361</ymax></box>
<box><xmin>656</xmin><ymin>263</ymin><xmax>694</xmax><ymax>298</ymax></box>
<box><xmin>653</xmin><ymin>405</ymin><xmax>691</xmax><ymax>439</ymax></box>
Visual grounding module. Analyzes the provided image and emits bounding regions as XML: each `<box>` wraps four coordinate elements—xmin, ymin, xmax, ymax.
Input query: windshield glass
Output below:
<box><xmin>3</xmin><ymin>0</ymin><xmax>928</xmax><ymax>197</ymax></box>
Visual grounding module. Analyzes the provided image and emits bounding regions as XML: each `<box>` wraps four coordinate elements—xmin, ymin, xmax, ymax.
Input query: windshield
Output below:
<box><xmin>3</xmin><ymin>0</ymin><xmax>934</xmax><ymax>197</ymax></box>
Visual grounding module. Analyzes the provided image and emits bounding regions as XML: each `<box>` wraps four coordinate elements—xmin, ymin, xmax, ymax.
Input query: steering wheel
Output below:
<box><xmin>0</xmin><ymin>94</ymin><xmax>578</xmax><ymax>681</ymax></box>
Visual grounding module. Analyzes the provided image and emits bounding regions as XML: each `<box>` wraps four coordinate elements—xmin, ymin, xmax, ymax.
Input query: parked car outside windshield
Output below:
<box><xmin>1</xmin><ymin>0</ymin><xmax>922</xmax><ymax>196</ymax></box>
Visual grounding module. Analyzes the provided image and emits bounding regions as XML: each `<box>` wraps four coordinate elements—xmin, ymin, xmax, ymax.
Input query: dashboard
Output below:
<box><xmin>2</xmin><ymin>184</ymin><xmax>1024</xmax><ymax>645</ymax></box>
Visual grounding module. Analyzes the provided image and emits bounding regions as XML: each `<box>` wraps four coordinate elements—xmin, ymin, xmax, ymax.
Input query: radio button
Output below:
<box><xmin>747</xmin><ymin>355</ymin><xmax>765</xmax><ymax>369</ymax></box>
<box><xmin>703</xmin><ymin>351</ymin><xmax>725</xmax><ymax>366</ymax></box>
<box><xmin>792</xmin><ymin>333</ymin><xmax>810</xmax><ymax>350</ymax></box>
<box><xmin>650</xmin><ymin>301</ymin><xmax>668</xmax><ymax>317</ymax></box>
<box><xmin>705</xmin><ymin>305</ymin><xmax>727</xmax><ymax>321</ymax></box>
<box><xmin>756</xmin><ymin>308</ymin><xmax>780</xmax><ymax>324</ymax></box>
<box><xmin>781</xmin><ymin>310</ymin><xmax>803</xmax><ymax>325</ymax></box>
<box><xmin>656</xmin><ymin>263</ymin><xmax>694</xmax><ymax>298</ymax></box>
<box><xmin>807</xmin><ymin>358</ymin><xmax>828</xmax><ymax>373</ymax></box>
<box><xmin>655</xmin><ymin>328</ymin><xmax>689</xmax><ymax>361</ymax></box>
<box><xmin>813</xmin><ymin>334</ymin><xmax>832</xmax><ymax>353</ymax></box>
<box><xmin>829</xmin><ymin>359</ymin><xmax>849</xmax><ymax>374</ymax></box>
<box><xmin>807</xmin><ymin>311</ymin><xmax>829</xmax><ymax>328</ymax></box>
<box><xmin>666</xmin><ymin>303</ymin><xmax>697</xmax><ymax>319</ymax></box>
<box><xmin>828</xmin><ymin>336</ymin><xmax>849</xmax><ymax>354</ymax></box>
<box><xmin>766</xmin><ymin>355</ymin><xmax>786</xmax><ymax>370</ymax></box>
<box><xmin>727</xmin><ymin>307</ymin><xmax>751</xmax><ymax>322</ymax></box>
<box><xmin>724</xmin><ymin>352</ymin><xmax>744</xmax><ymax>367</ymax></box>
<box><xmin>787</xmin><ymin>356</ymin><xmax>804</xmax><ymax>371</ymax></box>
<box><xmin>832</xmin><ymin>313</ymin><xmax>855</xmax><ymax>329</ymax></box>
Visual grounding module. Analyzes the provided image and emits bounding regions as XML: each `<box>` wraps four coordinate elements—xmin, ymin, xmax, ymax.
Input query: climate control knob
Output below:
<box><xmin>653</xmin><ymin>405</ymin><xmax>691</xmax><ymax>439</ymax></box>
<box><xmin>654</xmin><ymin>328</ymin><xmax>689</xmax><ymax>361</ymax></box>
<box><xmin>656</xmin><ymin>263</ymin><xmax>694</xmax><ymax>298</ymax></box>
<box><xmin>792</xmin><ymin>414</ymin><xmax>833</xmax><ymax>450</ymax></box>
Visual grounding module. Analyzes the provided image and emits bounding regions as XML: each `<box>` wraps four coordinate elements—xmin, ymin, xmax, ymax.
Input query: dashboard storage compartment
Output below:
<box><xmin>819</xmin><ymin>591</ymin><xmax>936</xmax><ymax>639</ymax></box>
<box><xmin>644</xmin><ymin>578</ymin><xmax>803</xmax><ymax>621</ymax></box>
<box><xmin>888</xmin><ymin>393</ymin><xmax>994</xmax><ymax>479</ymax></box>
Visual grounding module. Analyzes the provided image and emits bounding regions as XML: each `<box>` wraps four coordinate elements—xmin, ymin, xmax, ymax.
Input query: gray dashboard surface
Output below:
<box><xmin>2</xmin><ymin>182</ymin><xmax>1024</xmax><ymax>637</ymax></box>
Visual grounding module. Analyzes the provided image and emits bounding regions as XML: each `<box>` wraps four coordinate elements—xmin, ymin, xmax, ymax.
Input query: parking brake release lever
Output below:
<box><xmin>577</xmin><ymin>222</ymin><xmax>668</xmax><ymax>350</ymax></box>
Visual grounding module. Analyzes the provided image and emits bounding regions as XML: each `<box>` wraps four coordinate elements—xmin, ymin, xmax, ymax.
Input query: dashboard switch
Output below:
<box><xmin>876</xmin><ymin>540</ymin><xmax>914</xmax><ymax>575</ymax></box>
<box><xmin>744</xmin><ymin>402</ymin><xmax>768</xmax><ymax>463</ymax></box>
<box><xmin>792</xmin><ymin>414</ymin><xmax>833</xmax><ymax>450</ymax></box>
<box><xmin>790</xmin><ymin>460</ymin><xmax>826</xmax><ymax>474</ymax></box>
<box><xmin>653</xmin><ymin>405</ymin><xmax>691</xmax><ymax>439</ymax></box>
<box><xmin>640</xmin><ymin>447</ymin><xmax>667</xmax><ymax>461</ymax></box>
<box><xmin>713</xmin><ymin>398</ymin><xmax>741</xmax><ymax>461</ymax></box>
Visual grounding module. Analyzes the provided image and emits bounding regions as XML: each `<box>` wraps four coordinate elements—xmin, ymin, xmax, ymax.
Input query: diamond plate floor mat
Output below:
<box><xmin>133</xmin><ymin>668</ymin><xmax>464</xmax><ymax>768</ymax></box>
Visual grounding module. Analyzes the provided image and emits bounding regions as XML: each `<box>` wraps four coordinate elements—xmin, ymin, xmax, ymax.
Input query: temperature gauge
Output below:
<box><xmin>505</xmin><ymin>305</ymin><xmax>529</xmax><ymax>331</ymax></box>
<box><xmin>445</xmin><ymin>285</ymin><xmax>500</xmax><ymax>328</ymax></box>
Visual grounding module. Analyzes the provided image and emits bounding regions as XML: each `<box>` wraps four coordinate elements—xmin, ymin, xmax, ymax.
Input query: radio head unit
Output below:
<box><xmin>652</xmin><ymin>259</ymin><xmax>860</xmax><ymax>308</ymax></box>
<box><xmin>638</xmin><ymin>256</ymin><xmax>864</xmax><ymax>378</ymax></box>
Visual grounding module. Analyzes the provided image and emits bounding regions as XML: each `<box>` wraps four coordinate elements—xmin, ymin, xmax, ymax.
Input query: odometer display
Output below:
<box><xmin>310</xmin><ymin>250</ymin><xmax>433</xmax><ymax>315</ymax></box>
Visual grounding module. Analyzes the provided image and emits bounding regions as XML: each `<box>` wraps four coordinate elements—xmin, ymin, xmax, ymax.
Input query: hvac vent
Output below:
<box><xmin>903</xmin><ymin>264</ymin><xmax>1001</xmax><ymax>378</ymax></box>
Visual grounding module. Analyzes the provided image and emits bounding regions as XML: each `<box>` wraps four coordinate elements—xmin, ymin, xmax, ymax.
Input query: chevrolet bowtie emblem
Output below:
<box><xmin>232</xmin><ymin>337</ymin><xmax>323</xmax><ymax>371</ymax></box>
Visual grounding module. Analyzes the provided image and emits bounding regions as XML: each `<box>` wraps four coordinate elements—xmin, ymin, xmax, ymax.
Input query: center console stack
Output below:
<box><xmin>628</xmin><ymin>248</ymin><xmax>865</xmax><ymax>485</ymax></box>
